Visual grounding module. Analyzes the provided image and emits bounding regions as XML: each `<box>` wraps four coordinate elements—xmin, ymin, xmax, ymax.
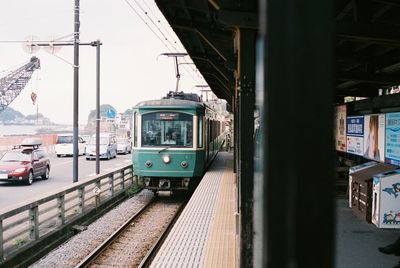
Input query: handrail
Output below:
<box><xmin>0</xmin><ymin>163</ymin><xmax>137</xmax><ymax>263</ymax></box>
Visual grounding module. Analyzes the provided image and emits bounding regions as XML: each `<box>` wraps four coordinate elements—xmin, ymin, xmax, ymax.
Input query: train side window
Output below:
<box><xmin>133</xmin><ymin>112</ymin><xmax>137</xmax><ymax>147</ymax></box>
<box><xmin>198</xmin><ymin>116</ymin><xmax>203</xmax><ymax>148</ymax></box>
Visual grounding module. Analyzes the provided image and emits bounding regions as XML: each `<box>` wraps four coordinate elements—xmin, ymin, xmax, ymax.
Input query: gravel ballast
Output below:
<box><xmin>30</xmin><ymin>190</ymin><xmax>154</xmax><ymax>268</ymax></box>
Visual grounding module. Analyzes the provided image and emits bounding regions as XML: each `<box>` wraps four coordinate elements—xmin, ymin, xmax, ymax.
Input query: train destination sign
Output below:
<box><xmin>157</xmin><ymin>113</ymin><xmax>179</xmax><ymax>120</ymax></box>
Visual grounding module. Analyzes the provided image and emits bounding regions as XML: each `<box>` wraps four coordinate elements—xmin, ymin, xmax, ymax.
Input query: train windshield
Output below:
<box><xmin>141</xmin><ymin>112</ymin><xmax>193</xmax><ymax>147</ymax></box>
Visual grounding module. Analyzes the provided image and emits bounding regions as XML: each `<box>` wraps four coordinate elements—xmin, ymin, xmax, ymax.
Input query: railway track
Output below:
<box><xmin>75</xmin><ymin>196</ymin><xmax>186</xmax><ymax>268</ymax></box>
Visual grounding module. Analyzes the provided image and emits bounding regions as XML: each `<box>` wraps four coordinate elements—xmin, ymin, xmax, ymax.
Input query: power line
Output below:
<box><xmin>139</xmin><ymin>0</ymin><xmax>179</xmax><ymax>46</ymax></box>
<box><xmin>126</xmin><ymin>0</ymin><xmax>205</xmax><ymax>85</ymax></box>
<box><xmin>0</xmin><ymin>40</ymin><xmax>73</xmax><ymax>43</ymax></box>
<box><xmin>123</xmin><ymin>0</ymin><xmax>173</xmax><ymax>52</ymax></box>
<box><xmin>132</xmin><ymin>0</ymin><xmax>171</xmax><ymax>44</ymax></box>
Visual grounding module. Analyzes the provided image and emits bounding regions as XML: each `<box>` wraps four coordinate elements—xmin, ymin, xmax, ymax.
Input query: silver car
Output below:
<box><xmin>85</xmin><ymin>133</ymin><xmax>118</xmax><ymax>160</ymax></box>
<box><xmin>116</xmin><ymin>138</ymin><xmax>132</xmax><ymax>154</ymax></box>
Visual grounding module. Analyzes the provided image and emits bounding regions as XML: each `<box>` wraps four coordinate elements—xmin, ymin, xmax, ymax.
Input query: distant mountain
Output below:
<box><xmin>0</xmin><ymin>107</ymin><xmax>24</xmax><ymax>122</ymax></box>
<box><xmin>122</xmin><ymin>108</ymin><xmax>132</xmax><ymax>120</ymax></box>
<box><xmin>0</xmin><ymin>107</ymin><xmax>53</xmax><ymax>125</ymax></box>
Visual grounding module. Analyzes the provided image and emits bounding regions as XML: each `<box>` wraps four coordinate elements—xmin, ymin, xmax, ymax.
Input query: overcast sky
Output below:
<box><xmin>0</xmin><ymin>0</ymin><xmax>205</xmax><ymax>124</ymax></box>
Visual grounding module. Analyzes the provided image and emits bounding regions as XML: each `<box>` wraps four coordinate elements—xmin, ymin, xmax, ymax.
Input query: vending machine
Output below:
<box><xmin>348</xmin><ymin>161</ymin><xmax>378</xmax><ymax>208</ymax></box>
<box><xmin>372</xmin><ymin>170</ymin><xmax>400</xmax><ymax>229</ymax></box>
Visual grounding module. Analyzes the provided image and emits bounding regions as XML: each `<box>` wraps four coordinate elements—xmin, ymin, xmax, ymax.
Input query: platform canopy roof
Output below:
<box><xmin>155</xmin><ymin>0</ymin><xmax>400</xmax><ymax>103</ymax></box>
<box><xmin>335</xmin><ymin>0</ymin><xmax>400</xmax><ymax>98</ymax></box>
<box><xmin>155</xmin><ymin>0</ymin><xmax>257</xmax><ymax>106</ymax></box>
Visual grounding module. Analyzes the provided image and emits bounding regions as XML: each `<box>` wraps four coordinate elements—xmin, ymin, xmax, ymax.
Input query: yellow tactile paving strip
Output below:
<box><xmin>202</xmin><ymin>155</ymin><xmax>237</xmax><ymax>268</ymax></box>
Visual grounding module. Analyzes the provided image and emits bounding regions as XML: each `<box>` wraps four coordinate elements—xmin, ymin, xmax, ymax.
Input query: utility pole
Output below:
<box><xmin>23</xmin><ymin>37</ymin><xmax>102</xmax><ymax>181</ymax></box>
<box><xmin>73</xmin><ymin>0</ymin><xmax>80</xmax><ymax>183</ymax></box>
<box><xmin>21</xmin><ymin>7</ymin><xmax>101</xmax><ymax>182</ymax></box>
<box><xmin>95</xmin><ymin>40</ymin><xmax>101</xmax><ymax>174</ymax></box>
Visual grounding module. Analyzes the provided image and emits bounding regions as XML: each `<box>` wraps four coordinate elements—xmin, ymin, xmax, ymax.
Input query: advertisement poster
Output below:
<box><xmin>385</xmin><ymin>112</ymin><xmax>400</xmax><ymax>166</ymax></box>
<box><xmin>364</xmin><ymin>114</ymin><xmax>385</xmax><ymax>162</ymax></box>
<box><xmin>347</xmin><ymin>116</ymin><xmax>364</xmax><ymax>156</ymax></box>
<box><xmin>335</xmin><ymin>105</ymin><xmax>347</xmax><ymax>152</ymax></box>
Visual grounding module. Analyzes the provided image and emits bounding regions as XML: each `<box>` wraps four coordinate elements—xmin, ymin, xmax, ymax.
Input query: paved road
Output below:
<box><xmin>0</xmin><ymin>153</ymin><xmax>132</xmax><ymax>210</ymax></box>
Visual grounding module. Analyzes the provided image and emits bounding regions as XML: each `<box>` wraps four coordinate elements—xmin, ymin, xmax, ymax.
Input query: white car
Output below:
<box><xmin>55</xmin><ymin>134</ymin><xmax>86</xmax><ymax>157</ymax></box>
<box><xmin>116</xmin><ymin>138</ymin><xmax>132</xmax><ymax>154</ymax></box>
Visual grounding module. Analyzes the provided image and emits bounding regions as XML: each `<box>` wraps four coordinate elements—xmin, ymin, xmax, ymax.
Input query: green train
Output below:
<box><xmin>132</xmin><ymin>91</ymin><xmax>226</xmax><ymax>193</ymax></box>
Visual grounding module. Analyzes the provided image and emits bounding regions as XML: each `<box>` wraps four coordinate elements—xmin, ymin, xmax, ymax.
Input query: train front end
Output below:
<box><xmin>132</xmin><ymin>99</ymin><xmax>205</xmax><ymax>192</ymax></box>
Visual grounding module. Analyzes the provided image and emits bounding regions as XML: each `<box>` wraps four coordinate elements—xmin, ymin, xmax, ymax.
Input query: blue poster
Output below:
<box><xmin>346</xmin><ymin>116</ymin><xmax>364</xmax><ymax>156</ymax></box>
<box><xmin>385</xmin><ymin>112</ymin><xmax>400</xmax><ymax>166</ymax></box>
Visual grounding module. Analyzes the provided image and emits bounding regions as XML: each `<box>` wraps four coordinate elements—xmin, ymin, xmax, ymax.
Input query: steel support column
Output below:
<box><xmin>256</xmin><ymin>0</ymin><xmax>334</xmax><ymax>267</ymax></box>
<box><xmin>73</xmin><ymin>0</ymin><xmax>80</xmax><ymax>183</ymax></box>
<box><xmin>237</xmin><ymin>28</ymin><xmax>256</xmax><ymax>268</ymax></box>
<box><xmin>234</xmin><ymin>93</ymin><xmax>238</xmax><ymax>174</ymax></box>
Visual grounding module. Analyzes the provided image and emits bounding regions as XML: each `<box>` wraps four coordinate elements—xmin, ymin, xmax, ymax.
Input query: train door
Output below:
<box><xmin>133</xmin><ymin>112</ymin><xmax>138</xmax><ymax>148</ymax></box>
<box><xmin>209</xmin><ymin>119</ymin><xmax>213</xmax><ymax>158</ymax></box>
<box><xmin>205</xmin><ymin>118</ymin><xmax>209</xmax><ymax>163</ymax></box>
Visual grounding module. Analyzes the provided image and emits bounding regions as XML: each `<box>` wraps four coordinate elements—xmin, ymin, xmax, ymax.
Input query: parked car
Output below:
<box><xmin>55</xmin><ymin>134</ymin><xmax>86</xmax><ymax>157</ymax></box>
<box><xmin>85</xmin><ymin>133</ymin><xmax>118</xmax><ymax>160</ymax></box>
<box><xmin>116</xmin><ymin>137</ymin><xmax>132</xmax><ymax>154</ymax></box>
<box><xmin>0</xmin><ymin>138</ymin><xmax>50</xmax><ymax>185</ymax></box>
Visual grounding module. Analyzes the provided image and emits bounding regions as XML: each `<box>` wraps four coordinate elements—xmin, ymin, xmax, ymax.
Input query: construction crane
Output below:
<box><xmin>0</xmin><ymin>57</ymin><xmax>40</xmax><ymax>112</ymax></box>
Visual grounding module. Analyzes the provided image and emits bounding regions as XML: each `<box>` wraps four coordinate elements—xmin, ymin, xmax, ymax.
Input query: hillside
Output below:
<box><xmin>0</xmin><ymin>107</ymin><xmax>53</xmax><ymax>125</ymax></box>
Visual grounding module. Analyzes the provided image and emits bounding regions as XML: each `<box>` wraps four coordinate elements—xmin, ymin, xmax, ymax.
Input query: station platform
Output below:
<box><xmin>150</xmin><ymin>151</ymin><xmax>400</xmax><ymax>268</ymax></box>
<box><xmin>336</xmin><ymin>199</ymin><xmax>399</xmax><ymax>268</ymax></box>
<box><xmin>150</xmin><ymin>152</ymin><xmax>237</xmax><ymax>268</ymax></box>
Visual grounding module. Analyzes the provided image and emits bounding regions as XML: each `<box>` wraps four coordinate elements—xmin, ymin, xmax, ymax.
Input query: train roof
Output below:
<box><xmin>134</xmin><ymin>98</ymin><xmax>205</xmax><ymax>110</ymax></box>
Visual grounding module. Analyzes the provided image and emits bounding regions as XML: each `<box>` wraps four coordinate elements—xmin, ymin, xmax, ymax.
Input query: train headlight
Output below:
<box><xmin>181</xmin><ymin>161</ymin><xmax>188</xmax><ymax>168</ymax></box>
<box><xmin>182</xmin><ymin>178</ymin><xmax>190</xmax><ymax>187</ymax></box>
<box><xmin>162</xmin><ymin>155</ymin><xmax>171</xmax><ymax>164</ymax></box>
<box><xmin>145</xmin><ymin>160</ymin><xmax>153</xmax><ymax>168</ymax></box>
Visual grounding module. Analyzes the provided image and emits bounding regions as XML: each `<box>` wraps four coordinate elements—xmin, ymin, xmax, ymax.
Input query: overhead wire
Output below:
<box><xmin>132</xmin><ymin>0</ymin><xmax>172</xmax><ymax>46</ymax></box>
<box><xmin>140</xmin><ymin>2</ymin><xmax>205</xmax><ymax>84</ymax></box>
<box><xmin>139</xmin><ymin>0</ymin><xmax>179</xmax><ymax>46</ymax></box>
<box><xmin>126</xmin><ymin>0</ymin><xmax>205</xmax><ymax>86</ymax></box>
<box><xmin>138</xmin><ymin>0</ymin><xmax>204</xmax><ymax>85</ymax></box>
<box><xmin>123</xmin><ymin>0</ymin><xmax>173</xmax><ymax>53</ymax></box>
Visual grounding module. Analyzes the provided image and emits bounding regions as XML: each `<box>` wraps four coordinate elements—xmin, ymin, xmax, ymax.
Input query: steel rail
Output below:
<box><xmin>74</xmin><ymin>196</ymin><xmax>156</xmax><ymax>268</ymax></box>
<box><xmin>138</xmin><ymin>196</ymin><xmax>189</xmax><ymax>268</ymax></box>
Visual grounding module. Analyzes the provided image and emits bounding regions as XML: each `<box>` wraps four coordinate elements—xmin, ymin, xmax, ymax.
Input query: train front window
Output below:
<box><xmin>141</xmin><ymin>112</ymin><xmax>193</xmax><ymax>147</ymax></box>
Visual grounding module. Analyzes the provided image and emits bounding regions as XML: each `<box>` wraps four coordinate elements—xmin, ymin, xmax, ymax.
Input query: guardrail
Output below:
<box><xmin>0</xmin><ymin>164</ymin><xmax>136</xmax><ymax>263</ymax></box>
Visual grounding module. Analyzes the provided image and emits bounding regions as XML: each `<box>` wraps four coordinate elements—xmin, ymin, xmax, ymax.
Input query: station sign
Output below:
<box><xmin>385</xmin><ymin>112</ymin><xmax>400</xmax><ymax>166</ymax></box>
<box><xmin>346</xmin><ymin>116</ymin><xmax>364</xmax><ymax>156</ymax></box>
<box><xmin>335</xmin><ymin>105</ymin><xmax>347</xmax><ymax>152</ymax></box>
<box><xmin>106</xmin><ymin>109</ymin><xmax>116</xmax><ymax>119</ymax></box>
<box><xmin>363</xmin><ymin>114</ymin><xmax>385</xmax><ymax>162</ymax></box>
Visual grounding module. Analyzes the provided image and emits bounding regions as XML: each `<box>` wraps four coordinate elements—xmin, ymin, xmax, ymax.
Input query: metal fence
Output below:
<box><xmin>0</xmin><ymin>164</ymin><xmax>136</xmax><ymax>262</ymax></box>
